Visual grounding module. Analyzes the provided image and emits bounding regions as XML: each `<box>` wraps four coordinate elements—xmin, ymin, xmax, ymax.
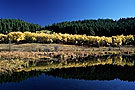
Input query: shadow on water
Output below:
<box><xmin>45</xmin><ymin>65</ymin><xmax>135</xmax><ymax>81</ymax></box>
<box><xmin>1</xmin><ymin>55</ymin><xmax>135</xmax><ymax>84</ymax></box>
<box><xmin>0</xmin><ymin>70</ymin><xmax>43</xmax><ymax>84</ymax></box>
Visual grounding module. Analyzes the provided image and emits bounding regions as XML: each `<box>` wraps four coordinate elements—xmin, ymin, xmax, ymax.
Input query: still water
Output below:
<box><xmin>1</xmin><ymin>56</ymin><xmax>135</xmax><ymax>90</ymax></box>
<box><xmin>0</xmin><ymin>64</ymin><xmax>135</xmax><ymax>90</ymax></box>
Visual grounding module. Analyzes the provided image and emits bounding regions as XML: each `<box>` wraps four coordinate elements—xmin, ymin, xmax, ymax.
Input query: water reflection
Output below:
<box><xmin>26</xmin><ymin>55</ymin><xmax>135</xmax><ymax>71</ymax></box>
<box><xmin>1</xmin><ymin>65</ymin><xmax>135</xmax><ymax>84</ymax></box>
<box><xmin>0</xmin><ymin>70</ymin><xmax>42</xmax><ymax>84</ymax></box>
<box><xmin>45</xmin><ymin>65</ymin><xmax>135</xmax><ymax>82</ymax></box>
<box><xmin>1</xmin><ymin>55</ymin><xmax>135</xmax><ymax>84</ymax></box>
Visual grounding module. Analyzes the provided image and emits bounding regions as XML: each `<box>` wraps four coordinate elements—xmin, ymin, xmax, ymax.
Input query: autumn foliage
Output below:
<box><xmin>0</xmin><ymin>32</ymin><xmax>134</xmax><ymax>46</ymax></box>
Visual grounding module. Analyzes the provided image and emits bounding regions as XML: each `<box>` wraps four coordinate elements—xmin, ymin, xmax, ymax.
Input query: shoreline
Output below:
<box><xmin>0</xmin><ymin>43</ymin><xmax>135</xmax><ymax>75</ymax></box>
<box><xmin>0</xmin><ymin>43</ymin><xmax>135</xmax><ymax>60</ymax></box>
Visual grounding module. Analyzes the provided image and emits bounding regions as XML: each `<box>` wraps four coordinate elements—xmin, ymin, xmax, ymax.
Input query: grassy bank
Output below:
<box><xmin>0</xmin><ymin>43</ymin><xmax>135</xmax><ymax>75</ymax></box>
<box><xmin>0</xmin><ymin>60</ymin><xmax>28</xmax><ymax>75</ymax></box>
<box><xmin>0</xmin><ymin>43</ymin><xmax>135</xmax><ymax>61</ymax></box>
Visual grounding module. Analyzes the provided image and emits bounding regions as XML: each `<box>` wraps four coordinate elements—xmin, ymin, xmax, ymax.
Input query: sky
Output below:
<box><xmin>0</xmin><ymin>0</ymin><xmax>134</xmax><ymax>26</ymax></box>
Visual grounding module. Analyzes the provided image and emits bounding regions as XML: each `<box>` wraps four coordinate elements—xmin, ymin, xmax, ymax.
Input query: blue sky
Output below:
<box><xmin>0</xmin><ymin>0</ymin><xmax>134</xmax><ymax>26</ymax></box>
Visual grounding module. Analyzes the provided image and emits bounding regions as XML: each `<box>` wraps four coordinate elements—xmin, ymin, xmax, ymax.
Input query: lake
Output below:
<box><xmin>0</xmin><ymin>55</ymin><xmax>135</xmax><ymax>90</ymax></box>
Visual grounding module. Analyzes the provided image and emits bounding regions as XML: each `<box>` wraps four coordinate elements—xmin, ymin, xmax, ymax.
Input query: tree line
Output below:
<box><xmin>0</xmin><ymin>17</ymin><xmax>135</xmax><ymax>36</ymax></box>
<box><xmin>0</xmin><ymin>18</ymin><xmax>42</xmax><ymax>34</ymax></box>
<box><xmin>44</xmin><ymin>17</ymin><xmax>135</xmax><ymax>36</ymax></box>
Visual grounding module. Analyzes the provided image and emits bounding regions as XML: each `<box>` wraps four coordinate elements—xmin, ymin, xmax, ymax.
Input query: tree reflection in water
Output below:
<box><xmin>1</xmin><ymin>55</ymin><xmax>135</xmax><ymax>84</ymax></box>
<box><xmin>45</xmin><ymin>65</ymin><xmax>135</xmax><ymax>81</ymax></box>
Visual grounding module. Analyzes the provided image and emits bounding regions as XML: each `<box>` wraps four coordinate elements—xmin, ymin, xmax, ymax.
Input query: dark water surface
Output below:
<box><xmin>0</xmin><ymin>65</ymin><xmax>135</xmax><ymax>90</ymax></box>
<box><xmin>0</xmin><ymin>74</ymin><xmax>135</xmax><ymax>90</ymax></box>
<box><xmin>1</xmin><ymin>55</ymin><xmax>135</xmax><ymax>90</ymax></box>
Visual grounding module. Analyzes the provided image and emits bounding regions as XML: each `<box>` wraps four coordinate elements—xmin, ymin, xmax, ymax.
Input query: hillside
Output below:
<box><xmin>44</xmin><ymin>17</ymin><xmax>135</xmax><ymax>36</ymax></box>
<box><xmin>0</xmin><ymin>18</ymin><xmax>42</xmax><ymax>34</ymax></box>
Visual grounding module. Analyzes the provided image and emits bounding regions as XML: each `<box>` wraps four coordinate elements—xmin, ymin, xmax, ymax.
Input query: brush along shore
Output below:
<box><xmin>0</xmin><ymin>43</ymin><xmax>135</xmax><ymax>74</ymax></box>
<box><xmin>0</xmin><ymin>43</ymin><xmax>135</xmax><ymax>61</ymax></box>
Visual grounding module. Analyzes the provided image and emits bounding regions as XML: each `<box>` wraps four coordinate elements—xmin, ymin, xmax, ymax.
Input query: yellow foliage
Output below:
<box><xmin>24</xmin><ymin>32</ymin><xmax>37</xmax><ymax>42</ymax></box>
<box><xmin>8</xmin><ymin>32</ymin><xmax>25</xmax><ymax>42</ymax></box>
<box><xmin>0</xmin><ymin>34</ymin><xmax>7</xmax><ymax>42</ymax></box>
<box><xmin>0</xmin><ymin>32</ymin><xmax>134</xmax><ymax>46</ymax></box>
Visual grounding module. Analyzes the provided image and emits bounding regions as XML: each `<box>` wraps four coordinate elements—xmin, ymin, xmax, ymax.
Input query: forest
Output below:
<box><xmin>0</xmin><ymin>18</ymin><xmax>42</xmax><ymax>34</ymax></box>
<box><xmin>44</xmin><ymin>17</ymin><xmax>135</xmax><ymax>36</ymax></box>
<box><xmin>0</xmin><ymin>17</ymin><xmax>135</xmax><ymax>36</ymax></box>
